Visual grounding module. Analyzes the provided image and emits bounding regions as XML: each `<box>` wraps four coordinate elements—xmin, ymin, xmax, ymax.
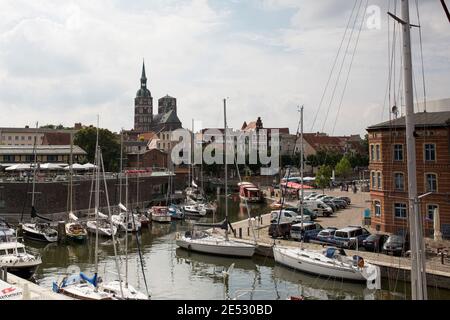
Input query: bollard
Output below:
<box><xmin>3</xmin><ymin>267</ymin><xmax>7</xmax><ymax>282</ymax></box>
<box><xmin>247</xmin><ymin>227</ymin><xmax>250</xmax><ymax>236</ymax></box>
<box><xmin>23</xmin><ymin>283</ymin><xmax>30</xmax><ymax>300</ymax></box>
<box><xmin>57</xmin><ymin>221</ymin><xmax>66</xmax><ymax>243</ymax></box>
<box><xmin>238</xmin><ymin>228</ymin><xmax>242</xmax><ymax>239</ymax></box>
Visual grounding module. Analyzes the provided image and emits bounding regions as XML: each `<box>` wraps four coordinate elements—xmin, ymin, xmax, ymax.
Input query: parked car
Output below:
<box><xmin>383</xmin><ymin>234</ymin><xmax>410</xmax><ymax>256</ymax></box>
<box><xmin>269</xmin><ymin>222</ymin><xmax>292</xmax><ymax>239</ymax></box>
<box><xmin>290</xmin><ymin>222</ymin><xmax>323</xmax><ymax>242</ymax></box>
<box><xmin>270</xmin><ymin>210</ymin><xmax>310</xmax><ymax>224</ymax></box>
<box><xmin>333</xmin><ymin>226</ymin><xmax>371</xmax><ymax>249</ymax></box>
<box><xmin>363</xmin><ymin>234</ymin><xmax>389</xmax><ymax>253</ymax></box>
<box><xmin>322</xmin><ymin>199</ymin><xmax>337</xmax><ymax>212</ymax></box>
<box><xmin>302</xmin><ymin>200</ymin><xmax>333</xmax><ymax>217</ymax></box>
<box><xmin>336</xmin><ymin>196</ymin><xmax>351</xmax><ymax>205</ymax></box>
<box><xmin>283</xmin><ymin>207</ymin><xmax>318</xmax><ymax>221</ymax></box>
<box><xmin>313</xmin><ymin>227</ymin><xmax>338</xmax><ymax>244</ymax></box>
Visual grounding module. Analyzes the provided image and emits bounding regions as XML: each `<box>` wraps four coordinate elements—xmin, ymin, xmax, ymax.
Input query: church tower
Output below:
<box><xmin>134</xmin><ymin>61</ymin><xmax>153</xmax><ymax>132</ymax></box>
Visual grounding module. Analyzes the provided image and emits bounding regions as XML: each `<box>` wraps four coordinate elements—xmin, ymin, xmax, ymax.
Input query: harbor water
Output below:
<box><xmin>26</xmin><ymin>195</ymin><xmax>450</xmax><ymax>300</ymax></box>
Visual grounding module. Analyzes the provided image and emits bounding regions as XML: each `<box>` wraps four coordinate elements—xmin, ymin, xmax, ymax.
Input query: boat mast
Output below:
<box><xmin>94</xmin><ymin>116</ymin><xmax>100</xmax><ymax>280</ymax></box>
<box><xmin>400</xmin><ymin>0</ymin><xmax>427</xmax><ymax>300</ymax></box>
<box><xmin>223</xmin><ymin>98</ymin><xmax>229</xmax><ymax>242</ymax></box>
<box><xmin>69</xmin><ymin>130</ymin><xmax>74</xmax><ymax>214</ymax></box>
<box><xmin>299</xmin><ymin>106</ymin><xmax>304</xmax><ymax>248</ymax></box>
<box><xmin>119</xmin><ymin>129</ymin><xmax>123</xmax><ymax>205</ymax></box>
<box><xmin>31</xmin><ymin>122</ymin><xmax>39</xmax><ymax>212</ymax></box>
<box><xmin>125</xmin><ymin>172</ymin><xmax>129</xmax><ymax>288</ymax></box>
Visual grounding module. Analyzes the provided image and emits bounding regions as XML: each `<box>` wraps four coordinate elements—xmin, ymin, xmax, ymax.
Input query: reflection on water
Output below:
<box><xmin>28</xmin><ymin>195</ymin><xmax>450</xmax><ymax>300</ymax></box>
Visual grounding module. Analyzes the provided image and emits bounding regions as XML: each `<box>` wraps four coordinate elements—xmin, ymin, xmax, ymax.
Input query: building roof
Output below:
<box><xmin>302</xmin><ymin>133</ymin><xmax>344</xmax><ymax>151</ymax></box>
<box><xmin>153</xmin><ymin>109</ymin><xmax>181</xmax><ymax>124</ymax></box>
<box><xmin>0</xmin><ymin>145</ymin><xmax>86</xmax><ymax>155</ymax></box>
<box><xmin>0</xmin><ymin>127</ymin><xmax>76</xmax><ymax>134</ymax></box>
<box><xmin>42</xmin><ymin>132</ymin><xmax>71</xmax><ymax>145</ymax></box>
<box><xmin>367</xmin><ymin>111</ymin><xmax>450</xmax><ymax>130</ymax></box>
<box><xmin>138</xmin><ymin>131</ymin><xmax>158</xmax><ymax>142</ymax></box>
<box><xmin>159</xmin><ymin>94</ymin><xmax>175</xmax><ymax>100</ymax></box>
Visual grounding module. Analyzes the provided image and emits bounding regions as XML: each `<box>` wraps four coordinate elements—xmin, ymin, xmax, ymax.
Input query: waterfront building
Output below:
<box><xmin>0</xmin><ymin>145</ymin><xmax>87</xmax><ymax>167</ymax></box>
<box><xmin>0</xmin><ymin>127</ymin><xmax>76</xmax><ymax>147</ymax></box>
<box><xmin>367</xmin><ymin>111</ymin><xmax>450</xmax><ymax>237</ymax></box>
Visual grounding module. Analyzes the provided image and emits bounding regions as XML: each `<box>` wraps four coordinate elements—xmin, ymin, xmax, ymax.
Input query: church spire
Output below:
<box><xmin>141</xmin><ymin>59</ymin><xmax>147</xmax><ymax>88</ymax></box>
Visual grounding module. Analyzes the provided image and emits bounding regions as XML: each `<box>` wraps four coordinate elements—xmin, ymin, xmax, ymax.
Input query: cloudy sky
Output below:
<box><xmin>0</xmin><ymin>0</ymin><xmax>448</xmax><ymax>136</ymax></box>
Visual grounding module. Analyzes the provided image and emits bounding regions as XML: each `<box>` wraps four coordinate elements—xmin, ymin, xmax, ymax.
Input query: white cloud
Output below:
<box><xmin>0</xmin><ymin>0</ymin><xmax>448</xmax><ymax>137</ymax></box>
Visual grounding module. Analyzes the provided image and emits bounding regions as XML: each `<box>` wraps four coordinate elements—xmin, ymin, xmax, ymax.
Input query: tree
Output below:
<box><xmin>335</xmin><ymin>156</ymin><xmax>352</xmax><ymax>180</ymax></box>
<box><xmin>315</xmin><ymin>165</ymin><xmax>332</xmax><ymax>193</ymax></box>
<box><xmin>74</xmin><ymin>127</ymin><xmax>120</xmax><ymax>172</ymax></box>
<box><xmin>40</xmin><ymin>124</ymin><xmax>70</xmax><ymax>130</ymax></box>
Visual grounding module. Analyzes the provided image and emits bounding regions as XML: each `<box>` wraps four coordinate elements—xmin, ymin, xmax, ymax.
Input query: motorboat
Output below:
<box><xmin>176</xmin><ymin>230</ymin><xmax>255</xmax><ymax>258</ymax></box>
<box><xmin>238</xmin><ymin>182</ymin><xmax>262</xmax><ymax>203</ymax></box>
<box><xmin>21</xmin><ymin>222</ymin><xmax>58</xmax><ymax>243</ymax></box>
<box><xmin>0</xmin><ymin>240</ymin><xmax>42</xmax><ymax>279</ymax></box>
<box><xmin>273</xmin><ymin>246</ymin><xmax>380</xmax><ymax>286</ymax></box>
<box><xmin>149</xmin><ymin>206</ymin><xmax>171</xmax><ymax>223</ymax></box>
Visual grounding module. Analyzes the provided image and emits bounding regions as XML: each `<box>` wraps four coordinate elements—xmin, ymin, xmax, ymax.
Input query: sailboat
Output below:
<box><xmin>64</xmin><ymin>132</ymin><xmax>88</xmax><ymax>243</ymax></box>
<box><xmin>20</xmin><ymin>123</ymin><xmax>58</xmax><ymax>243</ymax></box>
<box><xmin>176</xmin><ymin>99</ymin><xmax>256</xmax><ymax>258</ymax></box>
<box><xmin>54</xmin><ymin>134</ymin><xmax>117</xmax><ymax>300</ymax></box>
<box><xmin>273</xmin><ymin>107</ymin><xmax>380</xmax><ymax>286</ymax></box>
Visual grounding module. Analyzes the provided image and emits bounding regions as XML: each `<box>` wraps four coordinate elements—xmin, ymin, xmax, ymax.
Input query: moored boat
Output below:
<box><xmin>0</xmin><ymin>240</ymin><xmax>42</xmax><ymax>279</ymax></box>
<box><xmin>238</xmin><ymin>182</ymin><xmax>262</xmax><ymax>203</ymax></box>
<box><xmin>149</xmin><ymin>206</ymin><xmax>171</xmax><ymax>223</ymax></box>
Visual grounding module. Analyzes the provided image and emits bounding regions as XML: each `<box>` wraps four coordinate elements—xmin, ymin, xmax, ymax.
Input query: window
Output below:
<box><xmin>377</xmin><ymin>172</ymin><xmax>382</xmax><ymax>189</ymax></box>
<box><xmin>47</xmin><ymin>155</ymin><xmax>57</xmax><ymax>162</ymax></box>
<box><xmin>376</xmin><ymin>145</ymin><xmax>380</xmax><ymax>161</ymax></box>
<box><xmin>370</xmin><ymin>145</ymin><xmax>375</xmax><ymax>161</ymax></box>
<box><xmin>371</xmin><ymin>171</ymin><xmax>376</xmax><ymax>189</ymax></box>
<box><xmin>8</xmin><ymin>136</ymin><xmax>11</xmax><ymax>140</ymax></box>
<box><xmin>394</xmin><ymin>203</ymin><xmax>407</xmax><ymax>218</ymax></box>
<box><xmin>394</xmin><ymin>172</ymin><xmax>405</xmax><ymax>191</ymax></box>
<box><xmin>25</xmin><ymin>155</ymin><xmax>35</xmax><ymax>162</ymax></box>
<box><xmin>424</xmin><ymin>144</ymin><xmax>436</xmax><ymax>161</ymax></box>
<box><xmin>374</xmin><ymin>201</ymin><xmax>381</xmax><ymax>217</ymax></box>
<box><xmin>425</xmin><ymin>173</ymin><xmax>437</xmax><ymax>192</ymax></box>
<box><xmin>28</xmin><ymin>136</ymin><xmax>32</xmax><ymax>140</ymax></box>
<box><xmin>394</xmin><ymin>144</ymin><xmax>403</xmax><ymax>161</ymax></box>
<box><xmin>3</xmin><ymin>155</ymin><xmax>15</xmax><ymax>162</ymax></box>
<box><xmin>21</xmin><ymin>136</ymin><xmax>25</xmax><ymax>140</ymax></box>
<box><xmin>427</xmin><ymin>204</ymin><xmax>438</xmax><ymax>221</ymax></box>
<box><xmin>15</xmin><ymin>136</ymin><xmax>18</xmax><ymax>140</ymax></box>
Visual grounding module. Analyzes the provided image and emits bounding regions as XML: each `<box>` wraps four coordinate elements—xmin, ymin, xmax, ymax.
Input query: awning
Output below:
<box><xmin>281</xmin><ymin>182</ymin><xmax>313</xmax><ymax>190</ymax></box>
<box><xmin>81</xmin><ymin>163</ymin><xmax>98</xmax><ymax>170</ymax></box>
<box><xmin>64</xmin><ymin>163</ymin><xmax>86</xmax><ymax>171</ymax></box>
<box><xmin>40</xmin><ymin>163</ymin><xmax>63</xmax><ymax>170</ymax></box>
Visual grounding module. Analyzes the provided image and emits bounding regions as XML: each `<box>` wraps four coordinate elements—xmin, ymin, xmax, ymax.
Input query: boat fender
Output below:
<box><xmin>353</xmin><ymin>255</ymin><xmax>364</xmax><ymax>268</ymax></box>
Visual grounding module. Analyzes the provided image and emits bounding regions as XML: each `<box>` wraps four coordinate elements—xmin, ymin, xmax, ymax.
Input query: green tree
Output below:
<box><xmin>315</xmin><ymin>165</ymin><xmax>332</xmax><ymax>193</ymax></box>
<box><xmin>74</xmin><ymin>127</ymin><xmax>120</xmax><ymax>172</ymax></box>
<box><xmin>335</xmin><ymin>156</ymin><xmax>352</xmax><ymax>180</ymax></box>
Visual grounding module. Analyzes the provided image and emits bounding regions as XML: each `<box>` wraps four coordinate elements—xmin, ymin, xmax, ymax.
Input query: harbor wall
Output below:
<box><xmin>0</xmin><ymin>174</ymin><xmax>188</xmax><ymax>223</ymax></box>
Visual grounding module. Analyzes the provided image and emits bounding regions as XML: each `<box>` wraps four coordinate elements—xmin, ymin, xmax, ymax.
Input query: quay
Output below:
<box><xmin>221</xmin><ymin>189</ymin><xmax>450</xmax><ymax>290</ymax></box>
<box><xmin>0</xmin><ymin>271</ymin><xmax>72</xmax><ymax>300</ymax></box>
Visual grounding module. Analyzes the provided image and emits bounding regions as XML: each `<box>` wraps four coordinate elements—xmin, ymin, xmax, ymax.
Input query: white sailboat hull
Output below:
<box><xmin>176</xmin><ymin>236</ymin><xmax>255</xmax><ymax>258</ymax></box>
<box><xmin>273</xmin><ymin>246</ymin><xmax>366</xmax><ymax>281</ymax></box>
<box><xmin>151</xmin><ymin>215</ymin><xmax>171</xmax><ymax>223</ymax></box>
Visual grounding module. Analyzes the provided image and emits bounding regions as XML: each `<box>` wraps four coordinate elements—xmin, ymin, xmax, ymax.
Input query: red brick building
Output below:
<box><xmin>127</xmin><ymin>148</ymin><xmax>168</xmax><ymax>170</ymax></box>
<box><xmin>367</xmin><ymin>111</ymin><xmax>450</xmax><ymax>236</ymax></box>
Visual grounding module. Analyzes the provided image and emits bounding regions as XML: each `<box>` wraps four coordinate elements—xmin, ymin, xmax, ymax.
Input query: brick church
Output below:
<box><xmin>133</xmin><ymin>61</ymin><xmax>182</xmax><ymax>133</ymax></box>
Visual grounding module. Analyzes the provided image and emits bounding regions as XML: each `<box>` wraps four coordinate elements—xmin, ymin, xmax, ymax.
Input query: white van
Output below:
<box><xmin>270</xmin><ymin>210</ymin><xmax>311</xmax><ymax>224</ymax></box>
<box><xmin>301</xmin><ymin>200</ymin><xmax>333</xmax><ymax>217</ymax></box>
